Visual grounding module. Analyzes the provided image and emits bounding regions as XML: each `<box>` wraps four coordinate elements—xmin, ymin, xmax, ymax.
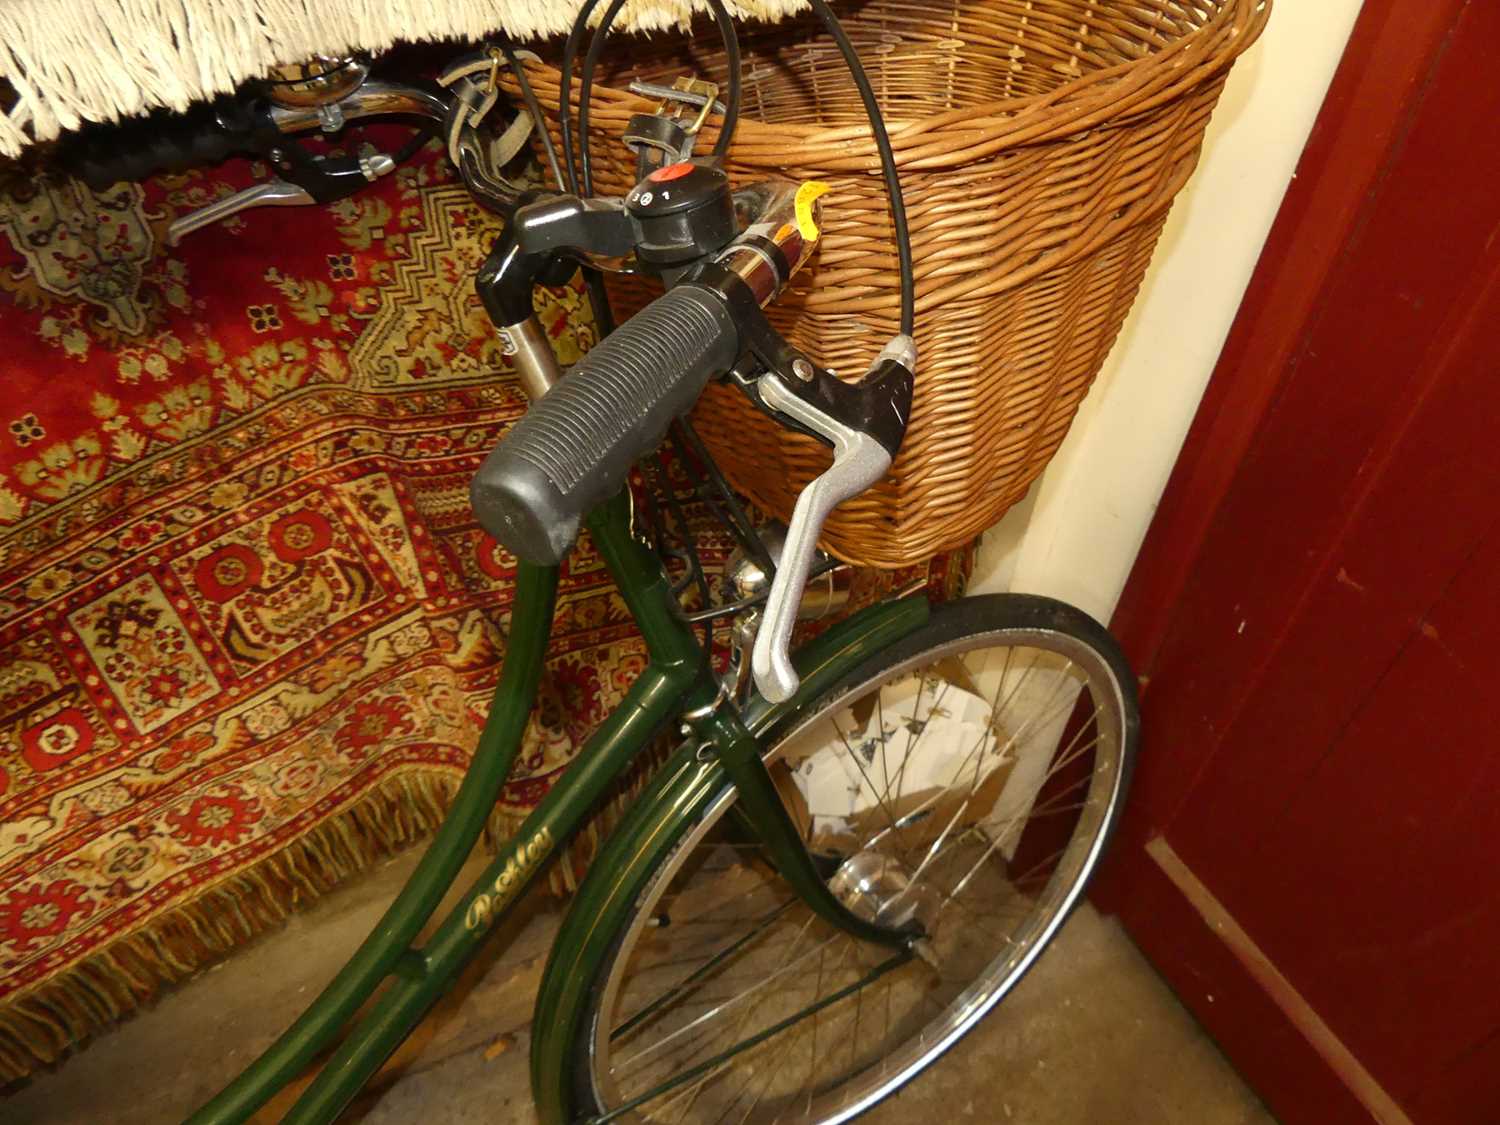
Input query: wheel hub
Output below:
<box><xmin>827</xmin><ymin>849</ymin><xmax>943</xmax><ymax>942</ymax></box>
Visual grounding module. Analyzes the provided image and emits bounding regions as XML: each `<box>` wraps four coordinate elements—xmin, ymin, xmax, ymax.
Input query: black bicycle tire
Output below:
<box><xmin>546</xmin><ymin>593</ymin><xmax>1140</xmax><ymax>1123</ymax></box>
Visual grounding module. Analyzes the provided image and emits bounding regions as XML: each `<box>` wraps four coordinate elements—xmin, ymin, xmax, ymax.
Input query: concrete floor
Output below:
<box><xmin>4</xmin><ymin>845</ymin><xmax>1276</xmax><ymax>1125</ymax></box>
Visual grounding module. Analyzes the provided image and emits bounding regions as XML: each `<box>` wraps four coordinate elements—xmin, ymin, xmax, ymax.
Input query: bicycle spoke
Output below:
<box><xmin>608</xmin><ymin>952</ymin><xmax>913</xmax><ymax>1124</ymax></box>
<box><xmin>804</xmin><ymin>941</ymin><xmax>828</xmax><ymax>1115</ymax></box>
<box><xmin>645</xmin><ymin>933</ymin><xmax>812</xmax><ymax>1123</ymax></box>
<box><xmin>876</xmin><ymin>687</ymin><xmax>892</xmax><ymax>837</ymax></box>
<box><xmin>705</xmin><ymin>971</ymin><xmax>808</xmax><ymax>1125</ymax></box>
<box><xmin>896</xmin><ymin>658</ymin><xmax>1082</xmax><ymax>892</ymax></box>
<box><xmin>618</xmin><ymin>919</ymin><xmax>828</xmax><ymax>1069</ymax></box>
<box><xmin>890</xmin><ymin>672</ymin><xmax>953</xmax><ymax>835</ymax></box>
<box><xmin>924</xmin><ymin>769</ymin><xmax>1095</xmax><ymax>889</ymax></box>
<box><xmin>847</xmin><ymin>955</ymin><xmax>866</xmax><ymax>1079</ymax></box>
<box><xmin>583</xmin><ymin>617</ymin><xmax>1133</xmax><ymax>1124</ymax></box>
<box><xmin>830</xmin><ymin>714</ymin><xmax>913</xmax><ymax>857</ymax></box>
<box><xmin>950</xmin><ymin>820</ymin><xmax>1068</xmax><ymax>902</ymax></box>
<box><xmin>903</xmin><ymin>724</ymin><xmax>995</xmax><ymax>887</ymax></box>
<box><xmin>732</xmin><ymin>1052</ymin><xmax>785</xmax><ymax>1125</ymax></box>
<box><xmin>982</xmin><ymin>657</ymin><xmax>1079</xmax><ymax>777</ymax></box>
<box><xmin>616</xmin><ymin>899</ymin><xmax>799</xmax><ymax>1040</ymax></box>
<box><xmin>894</xmin><ymin>670</ymin><xmax>930</xmax><ymax>812</ymax></box>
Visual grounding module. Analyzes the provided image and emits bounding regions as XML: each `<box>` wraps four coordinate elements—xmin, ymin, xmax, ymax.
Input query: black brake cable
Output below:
<box><xmin>703</xmin><ymin>0</ymin><xmax>745</xmax><ymax>159</ymax></box>
<box><xmin>576</xmin><ymin>0</ymin><xmax>742</xmax><ymax>196</ymax></box>
<box><xmin>558</xmin><ymin>0</ymin><xmax>604</xmax><ymax>194</ymax></box>
<box><xmin>804</xmin><ymin>0</ymin><xmax>915</xmax><ymax>337</ymax></box>
<box><xmin>577</xmin><ymin>0</ymin><xmax>631</xmax><ymax>196</ymax></box>
<box><xmin>554</xmin><ymin>0</ymin><xmax>618</xmax><ymax>333</ymax></box>
<box><xmin>503</xmin><ymin>45</ymin><xmax>566</xmax><ymax>191</ymax></box>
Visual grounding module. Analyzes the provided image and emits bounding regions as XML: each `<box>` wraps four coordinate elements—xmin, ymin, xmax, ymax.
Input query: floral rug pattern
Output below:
<box><xmin>0</xmin><ymin>138</ymin><xmax>618</xmax><ymax>1079</ymax></box>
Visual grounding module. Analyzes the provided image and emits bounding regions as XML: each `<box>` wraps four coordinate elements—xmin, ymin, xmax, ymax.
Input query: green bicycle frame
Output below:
<box><xmin>187</xmin><ymin>488</ymin><xmax>931</xmax><ymax>1125</ymax></box>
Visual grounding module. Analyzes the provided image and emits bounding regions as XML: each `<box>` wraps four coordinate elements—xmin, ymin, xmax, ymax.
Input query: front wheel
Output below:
<box><xmin>552</xmin><ymin>594</ymin><xmax>1138</xmax><ymax>1124</ymax></box>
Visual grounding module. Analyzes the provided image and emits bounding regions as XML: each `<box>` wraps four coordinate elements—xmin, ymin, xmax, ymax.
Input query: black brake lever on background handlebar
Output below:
<box><xmin>166</xmin><ymin>145</ymin><xmax>398</xmax><ymax>245</ymax></box>
<box><xmin>56</xmin><ymin>64</ymin><xmax>449</xmax><ymax>244</ymax></box>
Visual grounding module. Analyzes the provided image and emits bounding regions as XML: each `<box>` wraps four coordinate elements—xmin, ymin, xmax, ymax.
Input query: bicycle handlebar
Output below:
<box><xmin>56</xmin><ymin>80</ymin><xmax>448</xmax><ymax>194</ymax></box>
<box><xmin>470</xmin><ymin>282</ymin><xmax>741</xmax><ymax>564</ymax></box>
<box><xmin>58</xmin><ymin>98</ymin><xmax>276</xmax><ymax>191</ymax></box>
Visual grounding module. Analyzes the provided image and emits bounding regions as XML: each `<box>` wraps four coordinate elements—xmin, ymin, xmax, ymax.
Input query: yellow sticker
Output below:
<box><xmin>795</xmin><ymin>181</ymin><xmax>832</xmax><ymax>241</ymax></box>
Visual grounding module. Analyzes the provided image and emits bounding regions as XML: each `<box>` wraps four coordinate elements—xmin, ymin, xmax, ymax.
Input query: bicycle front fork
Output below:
<box><xmin>686</xmin><ymin>704</ymin><xmax>921</xmax><ymax>953</ymax></box>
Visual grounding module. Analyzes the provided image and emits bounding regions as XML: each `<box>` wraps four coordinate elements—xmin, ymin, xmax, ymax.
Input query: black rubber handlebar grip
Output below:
<box><xmin>471</xmin><ymin>282</ymin><xmax>740</xmax><ymax>565</ymax></box>
<box><xmin>57</xmin><ymin>99</ymin><xmax>268</xmax><ymax>191</ymax></box>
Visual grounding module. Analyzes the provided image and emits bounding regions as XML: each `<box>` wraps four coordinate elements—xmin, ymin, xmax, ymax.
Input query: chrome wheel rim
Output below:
<box><xmin>588</xmin><ymin>626</ymin><xmax>1130</xmax><ymax>1124</ymax></box>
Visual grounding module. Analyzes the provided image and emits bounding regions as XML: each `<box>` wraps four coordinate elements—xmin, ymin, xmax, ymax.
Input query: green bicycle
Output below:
<box><xmin>61</xmin><ymin>2</ymin><xmax>1140</xmax><ymax>1120</ymax></box>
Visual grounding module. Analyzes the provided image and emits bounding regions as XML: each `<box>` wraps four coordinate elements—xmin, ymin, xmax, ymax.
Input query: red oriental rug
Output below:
<box><xmin>0</xmin><ymin>139</ymin><xmax>969</xmax><ymax>1082</ymax></box>
<box><xmin>0</xmin><ymin>137</ymin><xmax>614</xmax><ymax>1080</ymax></box>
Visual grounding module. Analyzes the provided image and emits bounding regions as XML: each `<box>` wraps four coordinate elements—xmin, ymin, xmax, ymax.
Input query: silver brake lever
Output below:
<box><xmin>166</xmin><ymin>154</ymin><xmax>395</xmax><ymax>245</ymax></box>
<box><xmin>751</xmin><ymin>373</ymin><xmax>894</xmax><ymax>703</ymax></box>
<box><xmin>166</xmin><ymin>180</ymin><xmax>314</xmax><ymax>245</ymax></box>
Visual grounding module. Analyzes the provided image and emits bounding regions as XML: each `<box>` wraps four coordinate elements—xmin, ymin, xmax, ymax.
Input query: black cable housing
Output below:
<box><xmin>577</xmin><ymin>0</ymin><xmax>632</xmax><ymax>196</ymax></box>
<box><xmin>557</xmin><ymin>0</ymin><xmax>603</xmax><ymax>194</ymax></box>
<box><xmin>804</xmin><ymin>0</ymin><xmax>915</xmax><ymax>337</ymax></box>
<box><xmin>703</xmin><ymin>0</ymin><xmax>744</xmax><ymax>160</ymax></box>
<box><xmin>565</xmin><ymin>0</ymin><xmax>743</xmax><ymax>197</ymax></box>
<box><xmin>503</xmin><ymin>46</ymin><xmax>566</xmax><ymax>191</ymax></box>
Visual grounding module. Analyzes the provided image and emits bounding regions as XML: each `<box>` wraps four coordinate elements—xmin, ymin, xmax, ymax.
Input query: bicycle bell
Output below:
<box><xmin>263</xmin><ymin>55</ymin><xmax>371</xmax><ymax>108</ymax></box>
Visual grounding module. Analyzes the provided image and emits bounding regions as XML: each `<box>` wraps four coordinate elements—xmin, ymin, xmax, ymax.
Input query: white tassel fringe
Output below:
<box><xmin>0</xmin><ymin>0</ymin><xmax>808</xmax><ymax>157</ymax></box>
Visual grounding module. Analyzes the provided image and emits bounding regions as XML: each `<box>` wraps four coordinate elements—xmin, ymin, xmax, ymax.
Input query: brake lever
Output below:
<box><xmin>752</xmin><ymin>375</ymin><xmax>894</xmax><ymax>702</ymax></box>
<box><xmin>166</xmin><ymin>180</ymin><xmax>313</xmax><ymax>245</ymax></box>
<box><xmin>749</xmin><ymin>338</ymin><xmax>916</xmax><ymax>703</ymax></box>
<box><xmin>165</xmin><ymin>152</ymin><xmax>395</xmax><ymax>245</ymax></box>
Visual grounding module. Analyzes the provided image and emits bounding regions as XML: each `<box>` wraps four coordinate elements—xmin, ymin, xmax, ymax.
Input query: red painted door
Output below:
<box><xmin>1096</xmin><ymin>3</ymin><xmax>1500</xmax><ymax>1123</ymax></box>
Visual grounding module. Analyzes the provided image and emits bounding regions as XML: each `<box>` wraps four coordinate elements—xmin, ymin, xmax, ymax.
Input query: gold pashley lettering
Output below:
<box><xmin>464</xmin><ymin>826</ymin><xmax>553</xmax><ymax>931</ymax></box>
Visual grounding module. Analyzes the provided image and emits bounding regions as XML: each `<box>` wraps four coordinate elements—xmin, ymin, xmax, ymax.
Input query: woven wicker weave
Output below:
<box><xmin>507</xmin><ymin>0</ymin><xmax>1270</xmax><ymax>568</ymax></box>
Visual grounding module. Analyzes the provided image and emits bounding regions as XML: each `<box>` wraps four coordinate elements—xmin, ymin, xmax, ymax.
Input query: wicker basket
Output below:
<box><xmin>506</xmin><ymin>0</ymin><xmax>1270</xmax><ymax>568</ymax></box>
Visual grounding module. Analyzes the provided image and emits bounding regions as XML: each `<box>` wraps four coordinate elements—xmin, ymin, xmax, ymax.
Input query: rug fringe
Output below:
<box><xmin>0</xmin><ymin>769</ymin><xmax>459</xmax><ymax>1086</ymax></box>
<box><xmin>0</xmin><ymin>0</ymin><xmax>809</xmax><ymax>157</ymax></box>
<box><xmin>0</xmin><ymin>749</ymin><xmax>677</xmax><ymax>1086</ymax></box>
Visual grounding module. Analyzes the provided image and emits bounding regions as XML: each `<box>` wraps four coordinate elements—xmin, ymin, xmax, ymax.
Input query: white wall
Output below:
<box><xmin>969</xmin><ymin>0</ymin><xmax>1366</xmax><ymax>621</ymax></box>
